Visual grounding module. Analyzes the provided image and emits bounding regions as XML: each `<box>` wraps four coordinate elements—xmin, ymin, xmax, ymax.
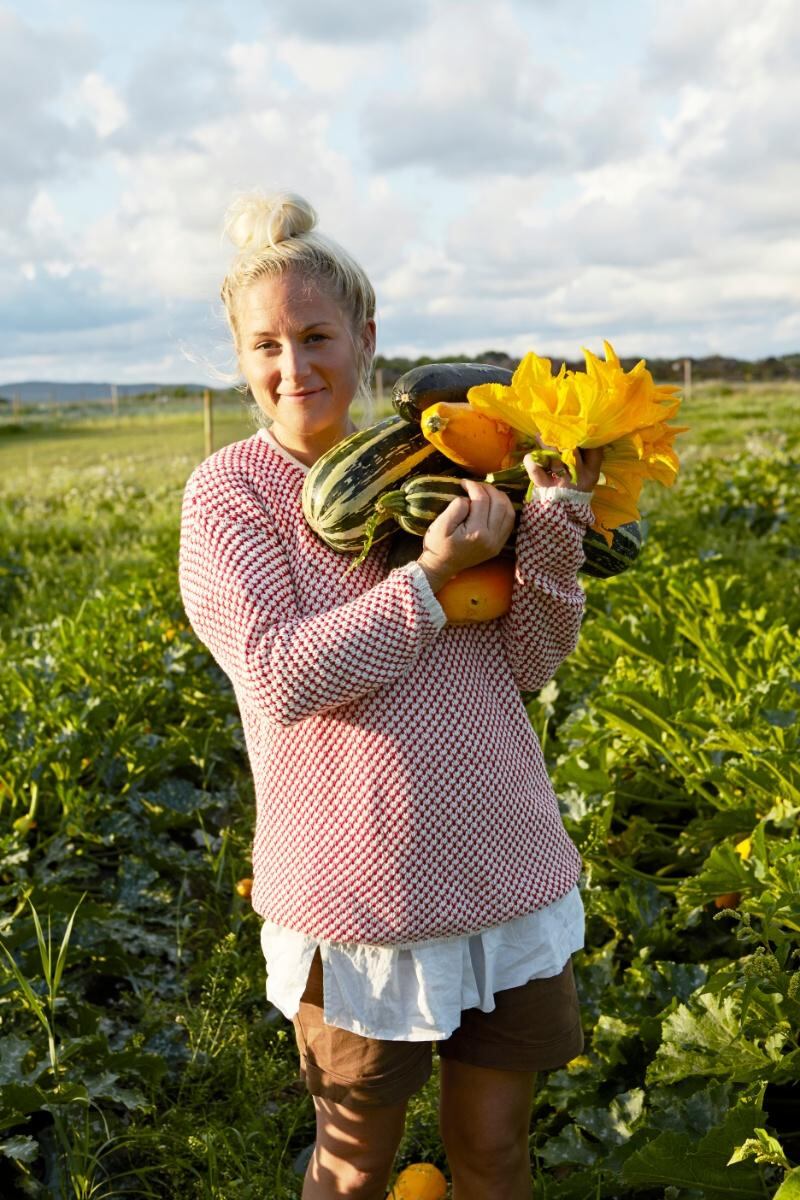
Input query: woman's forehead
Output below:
<box><xmin>238</xmin><ymin>271</ymin><xmax>344</xmax><ymax>333</ymax></box>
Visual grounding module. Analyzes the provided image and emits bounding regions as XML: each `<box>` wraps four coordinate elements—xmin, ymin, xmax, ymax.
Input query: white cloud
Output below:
<box><xmin>27</xmin><ymin>191</ymin><xmax>65</xmax><ymax>238</ymax></box>
<box><xmin>360</xmin><ymin>3</ymin><xmax>564</xmax><ymax>177</ymax></box>
<box><xmin>275</xmin><ymin>37</ymin><xmax>373</xmax><ymax>94</ymax></box>
<box><xmin>0</xmin><ymin>9</ymin><xmax>97</xmax><ymax>219</ymax></box>
<box><xmin>264</xmin><ymin>0</ymin><xmax>430</xmax><ymax>43</ymax></box>
<box><xmin>77</xmin><ymin>72</ymin><xmax>128</xmax><ymax>137</ymax></box>
<box><xmin>1</xmin><ymin>0</ymin><xmax>799</xmax><ymax>381</ymax></box>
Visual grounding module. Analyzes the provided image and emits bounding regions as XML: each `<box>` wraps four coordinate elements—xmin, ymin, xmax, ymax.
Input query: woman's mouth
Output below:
<box><xmin>279</xmin><ymin>388</ymin><xmax>324</xmax><ymax>400</ymax></box>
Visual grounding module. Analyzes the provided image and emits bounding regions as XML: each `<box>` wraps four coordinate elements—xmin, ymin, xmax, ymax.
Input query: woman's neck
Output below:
<box><xmin>268</xmin><ymin>418</ymin><xmax>357</xmax><ymax>467</ymax></box>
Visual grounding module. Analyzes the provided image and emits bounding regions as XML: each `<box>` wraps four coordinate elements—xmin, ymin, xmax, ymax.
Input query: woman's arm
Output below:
<box><xmin>178</xmin><ymin>478</ymin><xmax>445</xmax><ymax>727</ymax></box>
<box><xmin>498</xmin><ymin>487</ymin><xmax>595</xmax><ymax>692</ymax></box>
<box><xmin>499</xmin><ymin>443</ymin><xmax>602</xmax><ymax>692</ymax></box>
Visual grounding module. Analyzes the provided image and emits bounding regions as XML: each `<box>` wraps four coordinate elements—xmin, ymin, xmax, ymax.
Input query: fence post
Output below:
<box><xmin>375</xmin><ymin>367</ymin><xmax>384</xmax><ymax>404</ymax></box>
<box><xmin>12</xmin><ymin>393</ymin><xmax>20</xmax><ymax>419</ymax></box>
<box><xmin>203</xmin><ymin>389</ymin><xmax>214</xmax><ymax>458</ymax></box>
<box><xmin>111</xmin><ymin>383</ymin><xmax>119</xmax><ymax>419</ymax></box>
<box><xmin>683</xmin><ymin>358</ymin><xmax>692</xmax><ymax>400</ymax></box>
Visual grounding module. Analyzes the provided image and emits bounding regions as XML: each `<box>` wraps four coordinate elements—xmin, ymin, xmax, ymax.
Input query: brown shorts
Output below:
<box><xmin>290</xmin><ymin>947</ymin><xmax>584</xmax><ymax>1109</ymax></box>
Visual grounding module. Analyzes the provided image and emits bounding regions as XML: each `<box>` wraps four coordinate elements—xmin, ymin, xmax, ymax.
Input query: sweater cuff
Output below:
<box><xmin>530</xmin><ymin>487</ymin><xmax>594</xmax><ymax>505</ymax></box>
<box><xmin>393</xmin><ymin>561</ymin><xmax>447</xmax><ymax>631</ymax></box>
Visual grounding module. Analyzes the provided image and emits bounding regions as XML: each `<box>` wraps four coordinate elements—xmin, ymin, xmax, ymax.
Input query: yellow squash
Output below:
<box><xmin>435</xmin><ymin>557</ymin><xmax>515</xmax><ymax>623</ymax></box>
<box><xmin>387</xmin><ymin>1162</ymin><xmax>448</xmax><ymax>1199</ymax></box>
<box><xmin>421</xmin><ymin>402</ymin><xmax>516</xmax><ymax>474</ymax></box>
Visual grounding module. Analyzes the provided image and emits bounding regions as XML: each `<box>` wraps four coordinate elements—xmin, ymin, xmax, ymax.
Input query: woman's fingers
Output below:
<box><xmin>575</xmin><ymin>446</ymin><xmax>604</xmax><ymax>491</ymax></box>
<box><xmin>460</xmin><ymin>480</ymin><xmax>515</xmax><ymax>546</ymax></box>
<box><xmin>525</xmin><ymin>445</ymin><xmax>605</xmax><ymax>491</ymax></box>
<box><xmin>488</xmin><ymin>488</ymin><xmax>516</xmax><ymax>540</ymax></box>
<box><xmin>460</xmin><ymin>479</ymin><xmax>491</xmax><ymax>533</ymax></box>
<box><xmin>524</xmin><ymin>453</ymin><xmax>558</xmax><ymax>487</ymax></box>
<box><xmin>430</xmin><ymin>495</ymin><xmax>470</xmax><ymax>538</ymax></box>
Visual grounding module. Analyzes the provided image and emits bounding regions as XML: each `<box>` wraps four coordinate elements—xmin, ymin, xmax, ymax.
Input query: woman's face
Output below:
<box><xmin>236</xmin><ymin>269</ymin><xmax>375</xmax><ymax>463</ymax></box>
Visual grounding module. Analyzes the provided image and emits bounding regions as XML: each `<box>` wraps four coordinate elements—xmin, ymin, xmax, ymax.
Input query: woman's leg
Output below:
<box><xmin>302</xmin><ymin>1093</ymin><xmax>410</xmax><ymax>1200</ymax></box>
<box><xmin>438</xmin><ymin>1058</ymin><xmax>537</xmax><ymax>1199</ymax></box>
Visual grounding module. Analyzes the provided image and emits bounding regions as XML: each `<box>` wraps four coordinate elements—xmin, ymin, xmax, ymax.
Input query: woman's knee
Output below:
<box><xmin>311</xmin><ymin>1094</ymin><xmax>409</xmax><ymax>1184</ymax></box>
<box><xmin>438</xmin><ymin>1059</ymin><xmax>536</xmax><ymax>1162</ymax></box>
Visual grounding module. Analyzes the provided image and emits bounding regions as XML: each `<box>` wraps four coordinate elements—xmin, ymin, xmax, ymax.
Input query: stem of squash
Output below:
<box><xmin>423</xmin><ymin>414</ymin><xmax>445</xmax><ymax>432</ymax></box>
<box><xmin>349</xmin><ymin>507</ymin><xmax>388</xmax><ymax>570</ymax></box>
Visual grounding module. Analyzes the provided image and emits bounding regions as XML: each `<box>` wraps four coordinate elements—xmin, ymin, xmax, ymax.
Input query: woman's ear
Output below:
<box><xmin>362</xmin><ymin>318</ymin><xmax>377</xmax><ymax>361</ymax></box>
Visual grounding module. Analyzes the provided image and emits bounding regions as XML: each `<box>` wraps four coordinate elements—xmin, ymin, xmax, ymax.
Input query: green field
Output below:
<box><xmin>1</xmin><ymin>384</ymin><xmax>798</xmax><ymax>1198</ymax></box>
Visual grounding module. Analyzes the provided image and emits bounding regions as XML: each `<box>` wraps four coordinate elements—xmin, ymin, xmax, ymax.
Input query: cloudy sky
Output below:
<box><xmin>2</xmin><ymin>0</ymin><xmax>799</xmax><ymax>384</ymax></box>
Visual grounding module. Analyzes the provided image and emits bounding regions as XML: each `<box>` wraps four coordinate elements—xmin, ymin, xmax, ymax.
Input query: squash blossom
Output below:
<box><xmin>468</xmin><ymin>340</ymin><xmax>687</xmax><ymax>543</ymax></box>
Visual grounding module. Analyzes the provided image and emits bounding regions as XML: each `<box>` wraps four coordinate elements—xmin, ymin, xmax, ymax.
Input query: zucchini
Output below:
<box><xmin>301</xmin><ymin>415</ymin><xmax>454</xmax><ymax>553</ymax></box>
<box><xmin>356</xmin><ymin>474</ymin><xmax>522</xmax><ymax>564</ymax></box>
<box><xmin>392</xmin><ymin>362</ymin><xmax>514</xmax><ymax>423</ymax></box>
<box><xmin>385</xmin><ymin>500</ymin><xmax>641</xmax><ymax>580</ymax></box>
<box><xmin>377</xmin><ymin>475</ymin><xmax>468</xmax><ymax>536</ymax></box>
<box><xmin>581</xmin><ymin>522</ymin><xmax>642</xmax><ymax>578</ymax></box>
<box><xmin>384</xmin><ymin>474</ymin><xmax>522</xmax><ymax>536</ymax></box>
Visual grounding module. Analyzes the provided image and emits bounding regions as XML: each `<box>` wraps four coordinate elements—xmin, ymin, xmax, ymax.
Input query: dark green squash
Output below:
<box><xmin>392</xmin><ymin>362</ymin><xmax>514</xmax><ymax>424</ymax></box>
<box><xmin>581</xmin><ymin>522</ymin><xmax>642</xmax><ymax>578</ymax></box>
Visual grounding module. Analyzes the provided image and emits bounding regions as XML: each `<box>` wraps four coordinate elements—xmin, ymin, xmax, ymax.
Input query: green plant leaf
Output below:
<box><xmin>538</xmin><ymin>1122</ymin><xmax>599</xmax><ymax>1167</ymax></box>
<box><xmin>0</xmin><ymin>1134</ymin><xmax>39</xmax><ymax>1164</ymax></box>
<box><xmin>648</xmin><ymin>992</ymin><xmax>789</xmax><ymax>1084</ymax></box>
<box><xmin>774</xmin><ymin>1168</ymin><xmax>800</xmax><ymax>1199</ymax></box>
<box><xmin>622</xmin><ymin>1099</ymin><xmax>765</xmax><ymax>1196</ymax></box>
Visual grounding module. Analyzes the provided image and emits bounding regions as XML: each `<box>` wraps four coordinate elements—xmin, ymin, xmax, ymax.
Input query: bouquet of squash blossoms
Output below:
<box><xmin>468</xmin><ymin>341</ymin><xmax>687</xmax><ymax>544</ymax></box>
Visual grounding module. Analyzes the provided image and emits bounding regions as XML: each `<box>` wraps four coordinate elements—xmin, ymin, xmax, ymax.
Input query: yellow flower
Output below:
<box><xmin>601</xmin><ymin>422</ymin><xmax>685</xmax><ymax>494</ymax></box>
<box><xmin>470</xmin><ymin>342</ymin><xmax>680</xmax><ymax>455</ymax></box>
<box><xmin>735</xmin><ymin>837</ymin><xmax>752</xmax><ymax>861</ymax></box>
<box><xmin>590</xmin><ymin>478</ymin><xmax>643</xmax><ymax>543</ymax></box>
<box><xmin>470</xmin><ymin>340</ymin><xmax>687</xmax><ymax>535</ymax></box>
<box><xmin>464</xmin><ymin>380</ymin><xmax>543</xmax><ymax>442</ymax></box>
<box><xmin>579</xmin><ymin>343</ymin><xmax>680</xmax><ymax>446</ymax></box>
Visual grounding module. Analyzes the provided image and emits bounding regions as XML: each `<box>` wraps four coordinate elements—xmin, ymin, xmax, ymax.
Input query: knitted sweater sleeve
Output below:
<box><xmin>499</xmin><ymin>486</ymin><xmax>595</xmax><ymax>692</ymax></box>
<box><xmin>178</xmin><ymin>473</ymin><xmax>445</xmax><ymax>727</ymax></box>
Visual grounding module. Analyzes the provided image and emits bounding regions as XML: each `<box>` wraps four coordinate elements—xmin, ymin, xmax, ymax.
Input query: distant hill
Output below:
<box><xmin>0</xmin><ymin>381</ymin><xmax>222</xmax><ymax>404</ymax></box>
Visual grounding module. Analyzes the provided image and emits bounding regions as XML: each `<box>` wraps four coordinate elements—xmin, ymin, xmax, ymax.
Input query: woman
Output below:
<box><xmin>179</xmin><ymin>191</ymin><xmax>602</xmax><ymax>1199</ymax></box>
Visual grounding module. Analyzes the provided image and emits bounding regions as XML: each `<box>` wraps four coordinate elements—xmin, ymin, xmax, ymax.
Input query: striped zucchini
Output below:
<box><xmin>301</xmin><ymin>415</ymin><xmax>454</xmax><ymax>553</ymax></box>
<box><xmin>381</xmin><ymin>475</ymin><xmax>522</xmax><ymax>537</ymax></box>
<box><xmin>378</xmin><ymin>475</ymin><xmax>471</xmax><ymax>536</ymax></box>
<box><xmin>392</xmin><ymin>362</ymin><xmax>514</xmax><ymax>423</ymax></box>
<box><xmin>356</xmin><ymin>474</ymin><xmax>522</xmax><ymax>564</ymax></box>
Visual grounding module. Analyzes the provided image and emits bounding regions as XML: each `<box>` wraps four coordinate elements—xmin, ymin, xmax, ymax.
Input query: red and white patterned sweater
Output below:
<box><xmin>178</xmin><ymin>428</ymin><xmax>594</xmax><ymax>946</ymax></box>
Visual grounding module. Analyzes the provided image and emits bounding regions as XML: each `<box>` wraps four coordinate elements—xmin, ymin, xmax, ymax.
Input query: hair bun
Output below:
<box><xmin>224</xmin><ymin>191</ymin><xmax>317</xmax><ymax>252</ymax></box>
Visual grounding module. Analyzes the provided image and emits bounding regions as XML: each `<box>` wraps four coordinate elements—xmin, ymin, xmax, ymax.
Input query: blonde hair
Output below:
<box><xmin>221</xmin><ymin>190</ymin><xmax>376</xmax><ymax>424</ymax></box>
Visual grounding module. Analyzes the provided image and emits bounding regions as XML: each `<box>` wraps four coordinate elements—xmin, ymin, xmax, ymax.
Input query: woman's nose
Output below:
<box><xmin>278</xmin><ymin>341</ymin><xmax>311</xmax><ymax>382</ymax></box>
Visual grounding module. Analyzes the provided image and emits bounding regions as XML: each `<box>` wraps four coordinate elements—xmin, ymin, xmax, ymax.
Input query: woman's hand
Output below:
<box><xmin>417</xmin><ymin>480</ymin><xmax>516</xmax><ymax>593</ymax></box>
<box><xmin>524</xmin><ymin>445</ymin><xmax>604</xmax><ymax>493</ymax></box>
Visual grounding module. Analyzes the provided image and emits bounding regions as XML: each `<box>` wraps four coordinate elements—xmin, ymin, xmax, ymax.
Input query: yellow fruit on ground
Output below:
<box><xmin>387</xmin><ymin>1162</ymin><xmax>448</xmax><ymax>1200</ymax></box>
<box><xmin>435</xmin><ymin>557</ymin><xmax>515</xmax><ymax>623</ymax></box>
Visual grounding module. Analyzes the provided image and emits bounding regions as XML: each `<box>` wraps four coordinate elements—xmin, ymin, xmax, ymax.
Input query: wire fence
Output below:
<box><xmin>0</xmin><ymin>381</ymin><xmax>391</xmax><ymax>459</ymax></box>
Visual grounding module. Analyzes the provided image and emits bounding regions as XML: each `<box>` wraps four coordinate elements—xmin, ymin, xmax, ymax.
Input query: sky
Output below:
<box><xmin>2</xmin><ymin>0</ymin><xmax>799</xmax><ymax>384</ymax></box>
